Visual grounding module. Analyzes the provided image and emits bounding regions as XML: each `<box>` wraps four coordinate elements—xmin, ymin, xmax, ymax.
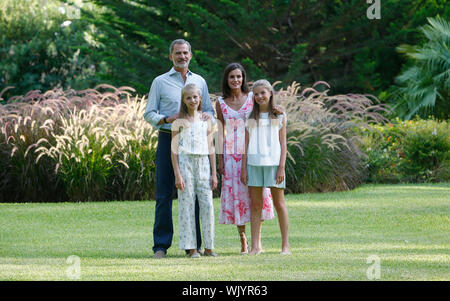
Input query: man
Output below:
<box><xmin>144</xmin><ymin>39</ymin><xmax>215</xmax><ymax>258</ymax></box>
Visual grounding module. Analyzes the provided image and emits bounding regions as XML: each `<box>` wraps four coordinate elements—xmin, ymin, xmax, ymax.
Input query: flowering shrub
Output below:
<box><xmin>362</xmin><ymin>117</ymin><xmax>449</xmax><ymax>183</ymax></box>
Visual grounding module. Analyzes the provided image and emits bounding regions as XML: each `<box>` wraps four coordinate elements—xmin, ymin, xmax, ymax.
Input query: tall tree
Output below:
<box><xmin>82</xmin><ymin>0</ymin><xmax>449</xmax><ymax>96</ymax></box>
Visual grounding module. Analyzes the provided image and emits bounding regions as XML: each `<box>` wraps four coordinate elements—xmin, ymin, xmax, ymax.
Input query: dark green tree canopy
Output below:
<box><xmin>82</xmin><ymin>0</ymin><xmax>449</xmax><ymax>95</ymax></box>
<box><xmin>2</xmin><ymin>0</ymin><xmax>449</xmax><ymax>118</ymax></box>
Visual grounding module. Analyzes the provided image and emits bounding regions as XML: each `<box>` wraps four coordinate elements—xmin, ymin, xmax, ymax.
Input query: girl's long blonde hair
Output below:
<box><xmin>178</xmin><ymin>83</ymin><xmax>202</xmax><ymax>118</ymax></box>
<box><xmin>249</xmin><ymin>79</ymin><xmax>279</xmax><ymax>123</ymax></box>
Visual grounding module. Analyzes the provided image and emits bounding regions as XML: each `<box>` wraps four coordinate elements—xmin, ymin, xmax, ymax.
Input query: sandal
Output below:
<box><xmin>190</xmin><ymin>252</ymin><xmax>201</xmax><ymax>258</ymax></box>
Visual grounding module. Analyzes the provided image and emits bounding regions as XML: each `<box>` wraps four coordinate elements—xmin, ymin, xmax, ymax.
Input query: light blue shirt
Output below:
<box><xmin>144</xmin><ymin>67</ymin><xmax>215</xmax><ymax>131</ymax></box>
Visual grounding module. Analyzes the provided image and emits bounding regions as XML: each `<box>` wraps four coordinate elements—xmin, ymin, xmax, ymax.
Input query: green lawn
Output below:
<box><xmin>0</xmin><ymin>184</ymin><xmax>449</xmax><ymax>281</ymax></box>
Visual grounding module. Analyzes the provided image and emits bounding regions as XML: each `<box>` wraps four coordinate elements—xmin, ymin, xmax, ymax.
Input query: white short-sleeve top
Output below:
<box><xmin>246</xmin><ymin>112</ymin><xmax>286</xmax><ymax>166</ymax></box>
<box><xmin>177</xmin><ymin>120</ymin><xmax>210</xmax><ymax>155</ymax></box>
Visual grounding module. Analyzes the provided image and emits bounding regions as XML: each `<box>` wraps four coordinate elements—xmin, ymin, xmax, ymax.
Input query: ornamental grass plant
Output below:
<box><xmin>2</xmin><ymin>80</ymin><xmax>394</xmax><ymax>201</ymax></box>
<box><xmin>0</xmin><ymin>85</ymin><xmax>157</xmax><ymax>202</ymax></box>
<box><xmin>274</xmin><ymin>81</ymin><xmax>391</xmax><ymax>193</ymax></box>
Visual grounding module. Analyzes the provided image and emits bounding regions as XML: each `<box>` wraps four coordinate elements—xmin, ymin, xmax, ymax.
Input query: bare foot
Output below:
<box><xmin>281</xmin><ymin>247</ymin><xmax>291</xmax><ymax>255</ymax></box>
<box><xmin>249</xmin><ymin>248</ymin><xmax>263</xmax><ymax>255</ymax></box>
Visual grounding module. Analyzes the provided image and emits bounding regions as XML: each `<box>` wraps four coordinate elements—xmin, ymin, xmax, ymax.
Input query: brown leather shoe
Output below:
<box><xmin>204</xmin><ymin>251</ymin><xmax>218</xmax><ymax>257</ymax></box>
<box><xmin>153</xmin><ymin>250</ymin><xmax>166</xmax><ymax>259</ymax></box>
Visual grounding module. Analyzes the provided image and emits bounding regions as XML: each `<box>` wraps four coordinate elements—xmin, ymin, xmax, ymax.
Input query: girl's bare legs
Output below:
<box><xmin>270</xmin><ymin>187</ymin><xmax>290</xmax><ymax>253</ymax></box>
<box><xmin>237</xmin><ymin>225</ymin><xmax>248</xmax><ymax>254</ymax></box>
<box><xmin>257</xmin><ymin>221</ymin><xmax>263</xmax><ymax>251</ymax></box>
<box><xmin>249</xmin><ymin>186</ymin><xmax>263</xmax><ymax>254</ymax></box>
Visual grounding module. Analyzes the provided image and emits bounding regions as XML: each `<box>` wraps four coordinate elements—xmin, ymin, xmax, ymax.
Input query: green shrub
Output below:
<box><xmin>362</xmin><ymin>118</ymin><xmax>449</xmax><ymax>183</ymax></box>
<box><xmin>397</xmin><ymin>119</ymin><xmax>449</xmax><ymax>181</ymax></box>
<box><xmin>0</xmin><ymin>0</ymin><xmax>105</xmax><ymax>99</ymax></box>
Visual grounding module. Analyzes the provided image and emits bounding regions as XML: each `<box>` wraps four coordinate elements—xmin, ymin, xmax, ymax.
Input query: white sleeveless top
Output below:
<box><xmin>246</xmin><ymin>112</ymin><xmax>286</xmax><ymax>166</ymax></box>
<box><xmin>178</xmin><ymin>120</ymin><xmax>210</xmax><ymax>155</ymax></box>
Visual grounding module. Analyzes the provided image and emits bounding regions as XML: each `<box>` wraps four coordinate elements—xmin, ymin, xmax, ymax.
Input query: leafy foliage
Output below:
<box><xmin>0</xmin><ymin>0</ymin><xmax>105</xmax><ymax>99</ymax></box>
<box><xmin>81</xmin><ymin>0</ymin><xmax>450</xmax><ymax>97</ymax></box>
<box><xmin>389</xmin><ymin>17</ymin><xmax>450</xmax><ymax>120</ymax></box>
<box><xmin>362</xmin><ymin>118</ymin><xmax>450</xmax><ymax>183</ymax></box>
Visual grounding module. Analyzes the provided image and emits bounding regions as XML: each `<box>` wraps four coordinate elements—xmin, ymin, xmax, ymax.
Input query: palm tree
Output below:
<box><xmin>392</xmin><ymin>16</ymin><xmax>450</xmax><ymax>120</ymax></box>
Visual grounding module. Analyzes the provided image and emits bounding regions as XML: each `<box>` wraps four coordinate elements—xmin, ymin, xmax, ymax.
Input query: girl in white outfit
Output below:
<box><xmin>241</xmin><ymin>79</ymin><xmax>290</xmax><ymax>255</ymax></box>
<box><xmin>171</xmin><ymin>84</ymin><xmax>218</xmax><ymax>258</ymax></box>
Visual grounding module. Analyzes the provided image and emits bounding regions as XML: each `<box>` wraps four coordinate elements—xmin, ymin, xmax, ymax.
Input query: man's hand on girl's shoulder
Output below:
<box><xmin>201</xmin><ymin>112</ymin><xmax>212</xmax><ymax>121</ymax></box>
<box><xmin>273</xmin><ymin>105</ymin><xmax>285</xmax><ymax>115</ymax></box>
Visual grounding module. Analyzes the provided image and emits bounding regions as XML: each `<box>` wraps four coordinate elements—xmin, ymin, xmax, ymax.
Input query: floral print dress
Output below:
<box><xmin>218</xmin><ymin>92</ymin><xmax>274</xmax><ymax>225</ymax></box>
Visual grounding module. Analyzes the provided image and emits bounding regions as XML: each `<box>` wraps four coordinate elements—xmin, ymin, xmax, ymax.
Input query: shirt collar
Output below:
<box><xmin>169</xmin><ymin>67</ymin><xmax>193</xmax><ymax>77</ymax></box>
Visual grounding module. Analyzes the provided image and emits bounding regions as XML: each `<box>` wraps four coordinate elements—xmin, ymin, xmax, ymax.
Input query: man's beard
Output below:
<box><xmin>173</xmin><ymin>60</ymin><xmax>189</xmax><ymax>69</ymax></box>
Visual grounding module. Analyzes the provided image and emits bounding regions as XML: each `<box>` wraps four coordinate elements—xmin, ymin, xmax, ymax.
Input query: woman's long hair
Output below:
<box><xmin>221</xmin><ymin>62</ymin><xmax>249</xmax><ymax>98</ymax></box>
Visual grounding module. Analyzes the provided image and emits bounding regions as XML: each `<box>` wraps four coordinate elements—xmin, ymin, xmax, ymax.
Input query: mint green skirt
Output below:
<box><xmin>247</xmin><ymin>165</ymin><xmax>286</xmax><ymax>189</ymax></box>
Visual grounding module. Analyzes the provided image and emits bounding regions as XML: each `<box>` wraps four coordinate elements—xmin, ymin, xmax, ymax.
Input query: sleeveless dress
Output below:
<box><xmin>218</xmin><ymin>92</ymin><xmax>274</xmax><ymax>225</ymax></box>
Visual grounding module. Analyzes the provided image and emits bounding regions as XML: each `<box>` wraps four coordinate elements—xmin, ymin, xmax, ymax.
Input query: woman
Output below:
<box><xmin>216</xmin><ymin>63</ymin><xmax>274</xmax><ymax>254</ymax></box>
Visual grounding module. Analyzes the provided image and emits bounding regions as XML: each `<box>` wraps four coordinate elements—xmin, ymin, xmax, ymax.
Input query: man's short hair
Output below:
<box><xmin>169</xmin><ymin>39</ymin><xmax>192</xmax><ymax>54</ymax></box>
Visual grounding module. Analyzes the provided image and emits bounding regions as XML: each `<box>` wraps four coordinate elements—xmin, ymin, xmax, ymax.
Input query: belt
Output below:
<box><xmin>159</xmin><ymin>129</ymin><xmax>172</xmax><ymax>134</ymax></box>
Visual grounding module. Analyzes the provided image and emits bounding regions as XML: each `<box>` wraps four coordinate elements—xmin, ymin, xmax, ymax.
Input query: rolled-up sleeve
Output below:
<box><xmin>144</xmin><ymin>79</ymin><xmax>164</xmax><ymax>129</ymax></box>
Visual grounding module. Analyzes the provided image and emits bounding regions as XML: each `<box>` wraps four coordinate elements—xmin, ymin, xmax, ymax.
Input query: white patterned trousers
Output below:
<box><xmin>178</xmin><ymin>153</ymin><xmax>215</xmax><ymax>250</ymax></box>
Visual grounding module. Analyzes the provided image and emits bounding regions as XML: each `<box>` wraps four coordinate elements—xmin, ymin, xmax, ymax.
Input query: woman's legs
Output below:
<box><xmin>249</xmin><ymin>186</ymin><xmax>263</xmax><ymax>254</ymax></box>
<box><xmin>270</xmin><ymin>187</ymin><xmax>290</xmax><ymax>253</ymax></box>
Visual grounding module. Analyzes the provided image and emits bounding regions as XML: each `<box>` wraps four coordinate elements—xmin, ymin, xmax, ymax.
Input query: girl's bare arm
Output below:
<box><xmin>171</xmin><ymin>121</ymin><xmax>185</xmax><ymax>190</ymax></box>
<box><xmin>215</xmin><ymin>101</ymin><xmax>225</xmax><ymax>174</ymax></box>
<box><xmin>276</xmin><ymin>115</ymin><xmax>287</xmax><ymax>184</ymax></box>
<box><xmin>240</xmin><ymin>128</ymin><xmax>249</xmax><ymax>185</ymax></box>
<box><xmin>207</xmin><ymin>120</ymin><xmax>218</xmax><ymax>190</ymax></box>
